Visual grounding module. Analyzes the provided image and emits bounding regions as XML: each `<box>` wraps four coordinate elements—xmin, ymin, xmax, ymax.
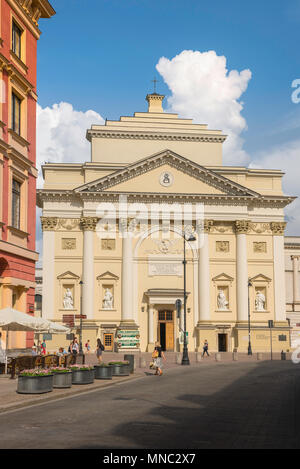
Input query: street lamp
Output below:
<box><xmin>248</xmin><ymin>279</ymin><xmax>253</xmax><ymax>355</ymax></box>
<box><xmin>79</xmin><ymin>280</ymin><xmax>83</xmax><ymax>355</ymax></box>
<box><xmin>182</xmin><ymin>231</ymin><xmax>196</xmax><ymax>366</ymax></box>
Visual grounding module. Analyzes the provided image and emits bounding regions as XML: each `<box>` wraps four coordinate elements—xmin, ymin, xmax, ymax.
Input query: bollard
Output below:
<box><xmin>232</xmin><ymin>352</ymin><xmax>238</xmax><ymax>361</ymax></box>
<box><xmin>215</xmin><ymin>353</ymin><xmax>221</xmax><ymax>362</ymax></box>
<box><xmin>257</xmin><ymin>352</ymin><xmax>263</xmax><ymax>361</ymax></box>
<box><xmin>281</xmin><ymin>350</ymin><xmax>286</xmax><ymax>361</ymax></box>
<box><xmin>175</xmin><ymin>353</ymin><xmax>181</xmax><ymax>364</ymax></box>
<box><xmin>196</xmin><ymin>352</ymin><xmax>202</xmax><ymax>363</ymax></box>
<box><xmin>124</xmin><ymin>354</ymin><xmax>135</xmax><ymax>373</ymax></box>
<box><xmin>139</xmin><ymin>358</ymin><xmax>147</xmax><ymax>368</ymax></box>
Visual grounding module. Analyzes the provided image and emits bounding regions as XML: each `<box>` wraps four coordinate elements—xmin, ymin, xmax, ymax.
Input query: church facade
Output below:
<box><xmin>37</xmin><ymin>94</ymin><xmax>295</xmax><ymax>353</ymax></box>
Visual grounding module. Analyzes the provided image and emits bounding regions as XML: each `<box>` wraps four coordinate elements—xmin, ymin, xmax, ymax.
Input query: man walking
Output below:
<box><xmin>202</xmin><ymin>339</ymin><xmax>210</xmax><ymax>357</ymax></box>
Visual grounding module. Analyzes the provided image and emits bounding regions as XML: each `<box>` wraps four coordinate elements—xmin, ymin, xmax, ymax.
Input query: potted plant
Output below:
<box><xmin>50</xmin><ymin>367</ymin><xmax>72</xmax><ymax>388</ymax></box>
<box><xmin>70</xmin><ymin>365</ymin><xmax>95</xmax><ymax>384</ymax></box>
<box><xmin>17</xmin><ymin>368</ymin><xmax>53</xmax><ymax>394</ymax></box>
<box><xmin>94</xmin><ymin>363</ymin><xmax>113</xmax><ymax>380</ymax></box>
<box><xmin>108</xmin><ymin>361</ymin><xmax>130</xmax><ymax>377</ymax></box>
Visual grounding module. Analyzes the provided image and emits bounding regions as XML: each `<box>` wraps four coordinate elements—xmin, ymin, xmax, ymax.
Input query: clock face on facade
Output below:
<box><xmin>159</xmin><ymin>171</ymin><xmax>174</xmax><ymax>187</ymax></box>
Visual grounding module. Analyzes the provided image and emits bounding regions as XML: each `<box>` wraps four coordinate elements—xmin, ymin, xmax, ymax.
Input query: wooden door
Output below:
<box><xmin>165</xmin><ymin>322</ymin><xmax>174</xmax><ymax>351</ymax></box>
<box><xmin>104</xmin><ymin>333</ymin><xmax>114</xmax><ymax>352</ymax></box>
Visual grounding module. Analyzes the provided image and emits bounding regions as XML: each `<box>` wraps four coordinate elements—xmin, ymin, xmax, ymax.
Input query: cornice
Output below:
<box><xmin>0</xmin><ymin>53</ymin><xmax>35</xmax><ymax>94</ymax></box>
<box><xmin>76</xmin><ymin>150</ymin><xmax>259</xmax><ymax>197</ymax></box>
<box><xmin>86</xmin><ymin>129</ymin><xmax>227</xmax><ymax>144</ymax></box>
<box><xmin>6</xmin><ymin>0</ymin><xmax>55</xmax><ymax>39</ymax></box>
<box><xmin>36</xmin><ymin>188</ymin><xmax>294</xmax><ymax>209</ymax></box>
<box><xmin>8</xmin><ymin>129</ymin><xmax>30</xmax><ymax>148</ymax></box>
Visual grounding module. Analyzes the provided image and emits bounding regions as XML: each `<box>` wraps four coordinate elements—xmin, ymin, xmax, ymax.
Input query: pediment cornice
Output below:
<box><xmin>75</xmin><ymin>149</ymin><xmax>260</xmax><ymax>198</ymax></box>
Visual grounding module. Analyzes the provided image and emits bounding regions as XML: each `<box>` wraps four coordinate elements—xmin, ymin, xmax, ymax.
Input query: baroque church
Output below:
<box><xmin>37</xmin><ymin>93</ymin><xmax>295</xmax><ymax>353</ymax></box>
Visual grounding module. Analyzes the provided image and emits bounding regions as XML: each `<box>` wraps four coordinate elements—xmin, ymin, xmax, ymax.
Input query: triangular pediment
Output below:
<box><xmin>212</xmin><ymin>273</ymin><xmax>234</xmax><ymax>283</ymax></box>
<box><xmin>57</xmin><ymin>271</ymin><xmax>80</xmax><ymax>280</ymax></box>
<box><xmin>75</xmin><ymin>150</ymin><xmax>260</xmax><ymax>198</ymax></box>
<box><xmin>97</xmin><ymin>271</ymin><xmax>119</xmax><ymax>281</ymax></box>
<box><xmin>250</xmin><ymin>274</ymin><xmax>272</xmax><ymax>283</ymax></box>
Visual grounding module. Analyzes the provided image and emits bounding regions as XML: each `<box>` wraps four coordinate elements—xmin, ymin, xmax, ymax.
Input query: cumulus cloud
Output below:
<box><xmin>251</xmin><ymin>140</ymin><xmax>300</xmax><ymax>235</ymax></box>
<box><xmin>35</xmin><ymin>102</ymin><xmax>104</xmax><ymax>260</ymax></box>
<box><xmin>156</xmin><ymin>50</ymin><xmax>252</xmax><ymax>165</ymax></box>
<box><xmin>36</xmin><ymin>102</ymin><xmax>104</xmax><ymax>188</ymax></box>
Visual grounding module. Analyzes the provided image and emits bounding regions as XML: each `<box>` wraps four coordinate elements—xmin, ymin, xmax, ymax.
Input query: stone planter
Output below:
<box><xmin>94</xmin><ymin>365</ymin><xmax>112</xmax><ymax>380</ymax></box>
<box><xmin>17</xmin><ymin>374</ymin><xmax>53</xmax><ymax>394</ymax></box>
<box><xmin>109</xmin><ymin>363</ymin><xmax>130</xmax><ymax>377</ymax></box>
<box><xmin>71</xmin><ymin>369</ymin><xmax>94</xmax><ymax>385</ymax></box>
<box><xmin>53</xmin><ymin>372</ymin><xmax>72</xmax><ymax>388</ymax></box>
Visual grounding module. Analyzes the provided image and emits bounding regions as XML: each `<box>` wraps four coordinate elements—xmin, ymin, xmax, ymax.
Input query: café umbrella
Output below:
<box><xmin>0</xmin><ymin>308</ymin><xmax>70</xmax><ymax>373</ymax></box>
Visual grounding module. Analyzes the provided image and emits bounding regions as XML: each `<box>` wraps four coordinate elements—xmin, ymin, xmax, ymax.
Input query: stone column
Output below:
<box><xmin>198</xmin><ymin>220</ymin><xmax>213</xmax><ymax>322</ymax></box>
<box><xmin>271</xmin><ymin>222</ymin><xmax>287</xmax><ymax>322</ymax></box>
<box><xmin>80</xmin><ymin>217</ymin><xmax>97</xmax><ymax>320</ymax></box>
<box><xmin>291</xmin><ymin>255</ymin><xmax>300</xmax><ymax>304</ymax></box>
<box><xmin>148</xmin><ymin>304</ymin><xmax>154</xmax><ymax>346</ymax></box>
<box><xmin>120</xmin><ymin>219</ymin><xmax>135</xmax><ymax>326</ymax></box>
<box><xmin>235</xmin><ymin>221</ymin><xmax>249</xmax><ymax>322</ymax></box>
<box><xmin>41</xmin><ymin>217</ymin><xmax>57</xmax><ymax>320</ymax></box>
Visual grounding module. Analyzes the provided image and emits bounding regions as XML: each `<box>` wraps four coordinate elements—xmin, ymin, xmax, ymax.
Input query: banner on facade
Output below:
<box><xmin>117</xmin><ymin>330</ymin><xmax>140</xmax><ymax>349</ymax></box>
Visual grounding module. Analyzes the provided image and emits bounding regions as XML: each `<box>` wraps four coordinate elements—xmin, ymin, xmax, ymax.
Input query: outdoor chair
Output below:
<box><xmin>10</xmin><ymin>355</ymin><xmax>35</xmax><ymax>379</ymax></box>
<box><xmin>43</xmin><ymin>354</ymin><xmax>59</xmax><ymax>368</ymax></box>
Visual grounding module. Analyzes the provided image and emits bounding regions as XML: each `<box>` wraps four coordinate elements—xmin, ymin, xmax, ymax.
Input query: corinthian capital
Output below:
<box><xmin>80</xmin><ymin>217</ymin><xmax>98</xmax><ymax>231</ymax></box>
<box><xmin>196</xmin><ymin>219</ymin><xmax>214</xmax><ymax>233</ymax></box>
<box><xmin>235</xmin><ymin>220</ymin><xmax>250</xmax><ymax>234</ymax></box>
<box><xmin>41</xmin><ymin>217</ymin><xmax>58</xmax><ymax>231</ymax></box>
<box><xmin>270</xmin><ymin>222</ymin><xmax>286</xmax><ymax>236</ymax></box>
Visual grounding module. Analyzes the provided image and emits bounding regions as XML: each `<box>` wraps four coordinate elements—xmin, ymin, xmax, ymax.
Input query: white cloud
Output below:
<box><xmin>251</xmin><ymin>139</ymin><xmax>300</xmax><ymax>235</ymax></box>
<box><xmin>156</xmin><ymin>50</ymin><xmax>252</xmax><ymax>165</ymax></box>
<box><xmin>36</xmin><ymin>102</ymin><xmax>104</xmax><ymax>188</ymax></box>
<box><xmin>35</xmin><ymin>102</ymin><xmax>104</xmax><ymax>258</ymax></box>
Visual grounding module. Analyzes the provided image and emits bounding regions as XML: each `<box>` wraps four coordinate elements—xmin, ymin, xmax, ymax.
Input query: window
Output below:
<box><xmin>11</xmin><ymin>93</ymin><xmax>21</xmax><ymax>135</ymax></box>
<box><xmin>12</xmin><ymin>179</ymin><xmax>21</xmax><ymax>229</ymax></box>
<box><xmin>12</xmin><ymin>22</ymin><xmax>22</xmax><ymax>58</ymax></box>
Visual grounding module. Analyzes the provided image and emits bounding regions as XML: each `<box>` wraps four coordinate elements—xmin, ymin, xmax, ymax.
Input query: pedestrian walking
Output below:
<box><xmin>85</xmin><ymin>340</ymin><xmax>91</xmax><ymax>354</ymax></box>
<box><xmin>202</xmin><ymin>339</ymin><xmax>210</xmax><ymax>357</ymax></box>
<box><xmin>41</xmin><ymin>340</ymin><xmax>46</xmax><ymax>355</ymax></box>
<box><xmin>152</xmin><ymin>341</ymin><xmax>166</xmax><ymax>376</ymax></box>
<box><xmin>96</xmin><ymin>338</ymin><xmax>105</xmax><ymax>363</ymax></box>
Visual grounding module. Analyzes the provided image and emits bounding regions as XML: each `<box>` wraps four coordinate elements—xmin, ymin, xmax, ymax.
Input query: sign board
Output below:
<box><xmin>66</xmin><ymin>333</ymin><xmax>74</xmax><ymax>341</ymax></box>
<box><xmin>278</xmin><ymin>335</ymin><xmax>287</xmax><ymax>342</ymax></box>
<box><xmin>117</xmin><ymin>330</ymin><xmax>140</xmax><ymax>349</ymax></box>
<box><xmin>179</xmin><ymin>331</ymin><xmax>189</xmax><ymax>345</ymax></box>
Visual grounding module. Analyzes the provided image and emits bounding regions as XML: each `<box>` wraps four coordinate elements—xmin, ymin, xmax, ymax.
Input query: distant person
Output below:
<box><xmin>70</xmin><ymin>338</ymin><xmax>79</xmax><ymax>356</ymax></box>
<box><xmin>152</xmin><ymin>341</ymin><xmax>166</xmax><ymax>376</ymax></box>
<box><xmin>31</xmin><ymin>346</ymin><xmax>38</xmax><ymax>357</ymax></box>
<box><xmin>85</xmin><ymin>340</ymin><xmax>91</xmax><ymax>354</ymax></box>
<box><xmin>57</xmin><ymin>347</ymin><xmax>67</xmax><ymax>366</ymax></box>
<box><xmin>96</xmin><ymin>338</ymin><xmax>104</xmax><ymax>363</ymax></box>
<box><xmin>202</xmin><ymin>340</ymin><xmax>209</xmax><ymax>357</ymax></box>
<box><xmin>41</xmin><ymin>340</ymin><xmax>46</xmax><ymax>356</ymax></box>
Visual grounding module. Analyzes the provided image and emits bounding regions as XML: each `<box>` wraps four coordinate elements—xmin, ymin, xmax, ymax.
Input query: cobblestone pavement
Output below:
<box><xmin>0</xmin><ymin>360</ymin><xmax>299</xmax><ymax>449</ymax></box>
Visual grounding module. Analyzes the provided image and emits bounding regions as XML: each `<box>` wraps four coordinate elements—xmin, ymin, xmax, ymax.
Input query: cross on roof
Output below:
<box><xmin>151</xmin><ymin>77</ymin><xmax>159</xmax><ymax>94</ymax></box>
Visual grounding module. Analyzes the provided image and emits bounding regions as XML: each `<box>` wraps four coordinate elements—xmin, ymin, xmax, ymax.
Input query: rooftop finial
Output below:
<box><xmin>151</xmin><ymin>77</ymin><xmax>159</xmax><ymax>94</ymax></box>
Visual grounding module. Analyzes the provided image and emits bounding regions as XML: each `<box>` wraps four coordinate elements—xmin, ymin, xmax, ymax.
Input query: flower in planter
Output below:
<box><xmin>70</xmin><ymin>365</ymin><xmax>94</xmax><ymax>371</ymax></box>
<box><xmin>19</xmin><ymin>368</ymin><xmax>53</xmax><ymax>377</ymax></box>
<box><xmin>50</xmin><ymin>367</ymin><xmax>71</xmax><ymax>373</ymax></box>
<box><xmin>108</xmin><ymin>361</ymin><xmax>129</xmax><ymax>366</ymax></box>
<box><xmin>95</xmin><ymin>363</ymin><xmax>110</xmax><ymax>367</ymax></box>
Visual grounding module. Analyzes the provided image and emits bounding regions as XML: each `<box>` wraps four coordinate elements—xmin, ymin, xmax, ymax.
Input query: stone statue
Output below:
<box><xmin>103</xmin><ymin>289</ymin><xmax>113</xmax><ymax>309</ymax></box>
<box><xmin>63</xmin><ymin>288</ymin><xmax>74</xmax><ymax>310</ymax></box>
<box><xmin>217</xmin><ymin>289</ymin><xmax>229</xmax><ymax>310</ymax></box>
<box><xmin>255</xmin><ymin>291</ymin><xmax>266</xmax><ymax>311</ymax></box>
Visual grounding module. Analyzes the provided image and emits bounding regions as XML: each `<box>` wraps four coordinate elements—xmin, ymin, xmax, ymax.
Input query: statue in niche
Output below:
<box><xmin>217</xmin><ymin>289</ymin><xmax>229</xmax><ymax>310</ymax></box>
<box><xmin>63</xmin><ymin>288</ymin><xmax>74</xmax><ymax>310</ymax></box>
<box><xmin>103</xmin><ymin>288</ymin><xmax>113</xmax><ymax>309</ymax></box>
<box><xmin>255</xmin><ymin>291</ymin><xmax>266</xmax><ymax>311</ymax></box>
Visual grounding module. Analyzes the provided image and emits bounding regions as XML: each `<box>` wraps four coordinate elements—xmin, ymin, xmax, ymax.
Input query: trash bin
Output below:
<box><xmin>281</xmin><ymin>350</ymin><xmax>286</xmax><ymax>361</ymax></box>
<box><xmin>124</xmin><ymin>354</ymin><xmax>135</xmax><ymax>373</ymax></box>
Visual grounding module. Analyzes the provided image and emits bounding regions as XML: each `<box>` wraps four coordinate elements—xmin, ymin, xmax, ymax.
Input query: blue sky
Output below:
<box><xmin>35</xmin><ymin>0</ymin><xmax>300</xmax><ymax>246</ymax></box>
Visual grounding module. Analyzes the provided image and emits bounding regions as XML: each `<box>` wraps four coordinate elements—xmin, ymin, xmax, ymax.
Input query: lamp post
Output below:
<box><xmin>248</xmin><ymin>279</ymin><xmax>253</xmax><ymax>356</ymax></box>
<box><xmin>79</xmin><ymin>280</ymin><xmax>83</xmax><ymax>355</ymax></box>
<box><xmin>182</xmin><ymin>231</ymin><xmax>196</xmax><ymax>366</ymax></box>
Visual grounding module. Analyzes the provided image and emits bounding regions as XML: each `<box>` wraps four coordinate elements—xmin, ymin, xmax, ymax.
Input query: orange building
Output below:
<box><xmin>0</xmin><ymin>0</ymin><xmax>55</xmax><ymax>350</ymax></box>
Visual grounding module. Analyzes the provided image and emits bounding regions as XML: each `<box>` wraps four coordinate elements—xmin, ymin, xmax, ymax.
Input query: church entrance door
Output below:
<box><xmin>218</xmin><ymin>333</ymin><xmax>227</xmax><ymax>352</ymax></box>
<box><xmin>158</xmin><ymin>310</ymin><xmax>174</xmax><ymax>351</ymax></box>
